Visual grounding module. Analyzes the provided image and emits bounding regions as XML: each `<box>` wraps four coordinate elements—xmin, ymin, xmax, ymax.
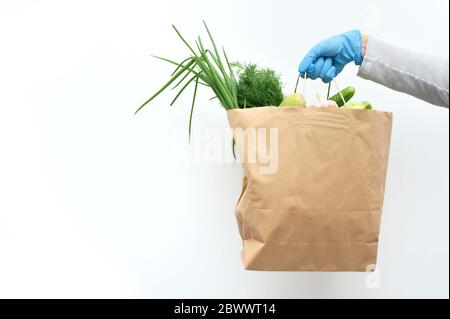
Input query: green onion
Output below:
<box><xmin>188</xmin><ymin>77</ymin><xmax>199</xmax><ymax>142</ymax></box>
<box><xmin>136</xmin><ymin>21</ymin><xmax>238</xmax><ymax>122</ymax></box>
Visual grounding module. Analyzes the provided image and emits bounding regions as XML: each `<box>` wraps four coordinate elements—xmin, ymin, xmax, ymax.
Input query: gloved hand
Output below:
<box><xmin>299</xmin><ymin>30</ymin><xmax>363</xmax><ymax>83</ymax></box>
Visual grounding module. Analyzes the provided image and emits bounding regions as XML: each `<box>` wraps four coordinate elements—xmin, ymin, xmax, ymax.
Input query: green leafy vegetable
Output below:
<box><xmin>236</xmin><ymin>64</ymin><xmax>284</xmax><ymax>108</ymax></box>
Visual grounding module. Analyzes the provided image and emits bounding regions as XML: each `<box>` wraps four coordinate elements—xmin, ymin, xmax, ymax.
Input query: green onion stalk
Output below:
<box><xmin>136</xmin><ymin>21</ymin><xmax>238</xmax><ymax>139</ymax></box>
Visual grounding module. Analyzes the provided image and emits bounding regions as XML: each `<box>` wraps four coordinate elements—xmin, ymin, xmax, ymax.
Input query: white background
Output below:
<box><xmin>0</xmin><ymin>0</ymin><xmax>448</xmax><ymax>298</ymax></box>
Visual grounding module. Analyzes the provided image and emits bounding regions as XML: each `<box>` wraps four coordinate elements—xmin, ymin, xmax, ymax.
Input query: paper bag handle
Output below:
<box><xmin>294</xmin><ymin>72</ymin><xmax>308</xmax><ymax>95</ymax></box>
<box><xmin>295</xmin><ymin>74</ymin><xmax>346</xmax><ymax>106</ymax></box>
<box><xmin>332</xmin><ymin>79</ymin><xmax>346</xmax><ymax>104</ymax></box>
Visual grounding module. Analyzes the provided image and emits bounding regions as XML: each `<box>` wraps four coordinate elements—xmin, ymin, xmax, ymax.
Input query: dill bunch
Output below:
<box><xmin>236</xmin><ymin>63</ymin><xmax>284</xmax><ymax>108</ymax></box>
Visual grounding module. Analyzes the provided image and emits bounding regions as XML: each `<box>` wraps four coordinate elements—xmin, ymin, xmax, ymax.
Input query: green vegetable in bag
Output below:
<box><xmin>329</xmin><ymin>86</ymin><xmax>356</xmax><ymax>107</ymax></box>
<box><xmin>236</xmin><ymin>64</ymin><xmax>284</xmax><ymax>108</ymax></box>
<box><xmin>343</xmin><ymin>101</ymin><xmax>373</xmax><ymax>110</ymax></box>
<box><xmin>279</xmin><ymin>92</ymin><xmax>307</xmax><ymax>108</ymax></box>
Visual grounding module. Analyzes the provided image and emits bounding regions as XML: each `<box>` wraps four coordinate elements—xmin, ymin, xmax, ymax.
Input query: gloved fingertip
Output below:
<box><xmin>322</xmin><ymin>77</ymin><xmax>331</xmax><ymax>83</ymax></box>
<box><xmin>299</xmin><ymin>52</ymin><xmax>316</xmax><ymax>74</ymax></box>
<box><xmin>323</xmin><ymin>66</ymin><xmax>336</xmax><ymax>83</ymax></box>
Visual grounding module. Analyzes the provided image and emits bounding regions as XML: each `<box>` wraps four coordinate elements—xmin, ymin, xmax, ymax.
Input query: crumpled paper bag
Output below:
<box><xmin>227</xmin><ymin>107</ymin><xmax>393</xmax><ymax>271</ymax></box>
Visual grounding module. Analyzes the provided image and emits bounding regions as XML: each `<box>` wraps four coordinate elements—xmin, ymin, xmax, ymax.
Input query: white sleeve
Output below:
<box><xmin>358</xmin><ymin>36</ymin><xmax>449</xmax><ymax>108</ymax></box>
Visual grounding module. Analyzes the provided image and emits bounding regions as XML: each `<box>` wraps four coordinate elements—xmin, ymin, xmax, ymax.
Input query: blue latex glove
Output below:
<box><xmin>299</xmin><ymin>30</ymin><xmax>363</xmax><ymax>83</ymax></box>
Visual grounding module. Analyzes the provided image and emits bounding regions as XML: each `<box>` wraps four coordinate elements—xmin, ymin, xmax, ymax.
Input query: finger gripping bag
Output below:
<box><xmin>227</xmin><ymin>106</ymin><xmax>393</xmax><ymax>271</ymax></box>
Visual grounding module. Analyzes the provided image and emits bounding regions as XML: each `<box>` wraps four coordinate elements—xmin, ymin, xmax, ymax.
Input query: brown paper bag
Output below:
<box><xmin>227</xmin><ymin>107</ymin><xmax>393</xmax><ymax>271</ymax></box>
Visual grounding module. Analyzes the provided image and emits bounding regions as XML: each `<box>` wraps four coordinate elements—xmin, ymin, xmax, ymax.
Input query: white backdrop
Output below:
<box><xmin>0</xmin><ymin>0</ymin><xmax>448</xmax><ymax>298</ymax></box>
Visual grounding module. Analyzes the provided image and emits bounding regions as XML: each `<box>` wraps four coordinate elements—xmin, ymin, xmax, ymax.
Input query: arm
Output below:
<box><xmin>358</xmin><ymin>35</ymin><xmax>449</xmax><ymax>108</ymax></box>
<box><xmin>299</xmin><ymin>31</ymin><xmax>449</xmax><ymax>108</ymax></box>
